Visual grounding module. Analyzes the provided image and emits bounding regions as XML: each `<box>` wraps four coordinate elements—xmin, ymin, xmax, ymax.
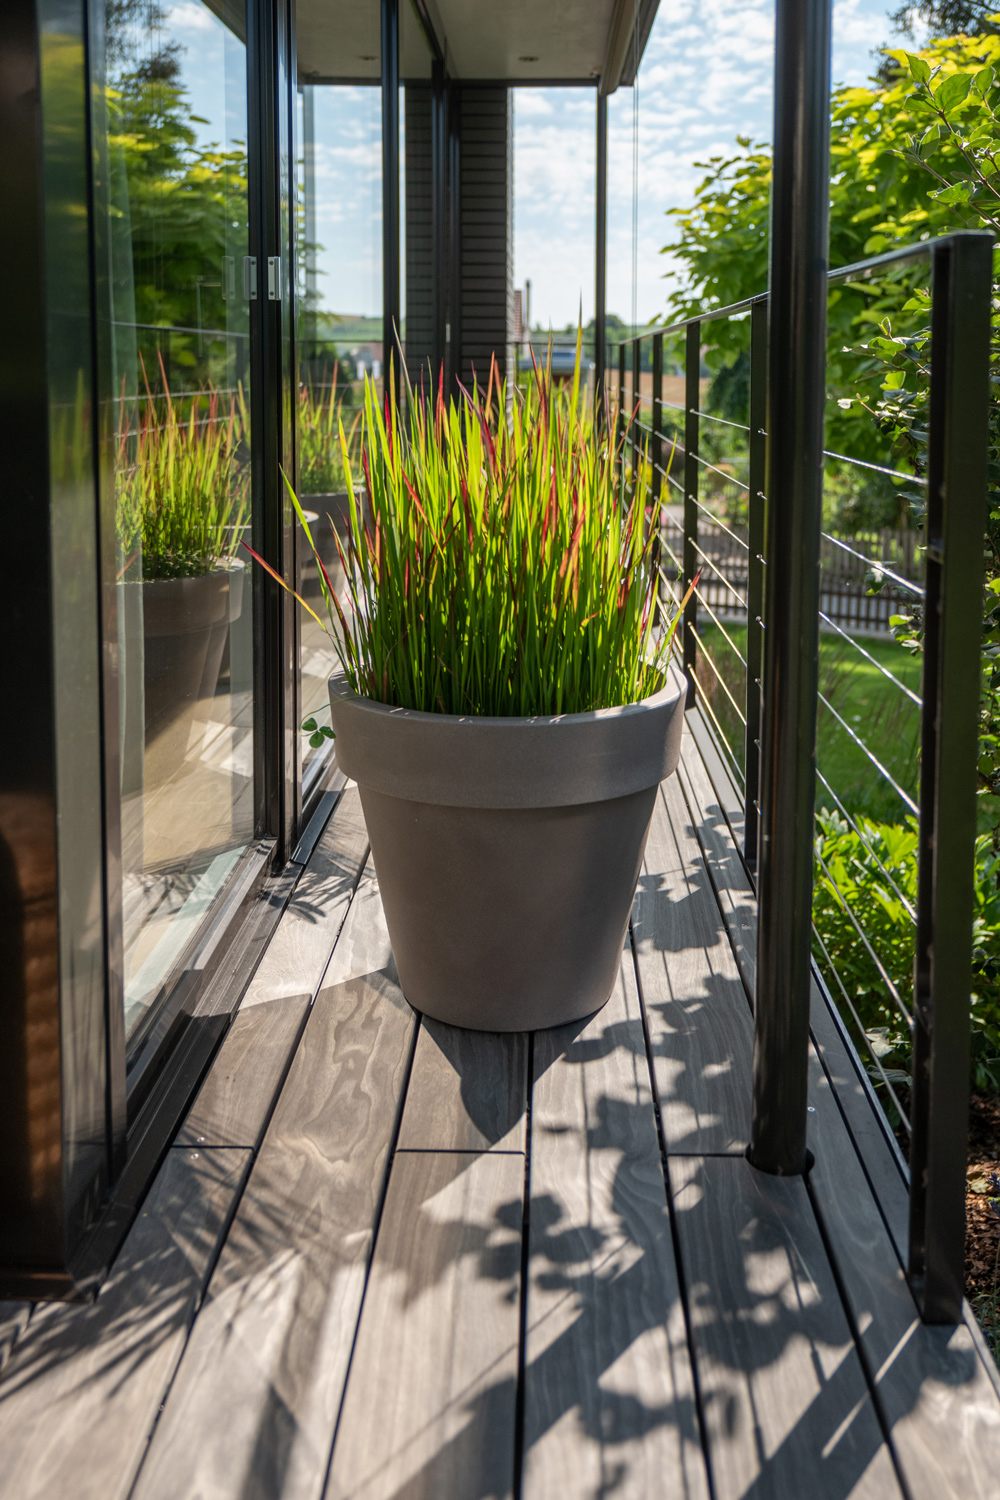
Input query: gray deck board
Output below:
<box><xmin>176</xmin><ymin>785</ymin><xmax>369</xmax><ymax>1151</ymax></box>
<box><xmin>676</xmin><ymin>735</ymin><xmax>912</xmax><ymax>1254</ymax></box>
<box><xmin>129</xmin><ymin>866</ymin><xmax>416</xmax><ymax>1500</ymax></box>
<box><xmin>670</xmin><ymin>1153</ymin><xmax>903</xmax><ymax>1499</ymax></box>
<box><xmin>4</xmin><ymin>748</ymin><xmax>998</xmax><ymax>1499</ymax></box>
<box><xmin>523</xmin><ymin>946</ymin><xmax>710</xmax><ymax>1500</ymax></box>
<box><xmin>632</xmin><ymin>772</ymin><xmax>753</xmax><ymax>1154</ymax></box>
<box><xmin>0</xmin><ymin>1147</ymin><xmax>250</xmax><ymax>1500</ymax></box>
<box><xmin>808</xmin><ymin>1053</ymin><xmax>1000</xmax><ymax>1500</ymax></box>
<box><xmin>0</xmin><ymin>1305</ymin><xmax>29</xmax><ymax>1375</ymax></box>
<box><xmin>396</xmin><ymin>1021</ymin><xmax>529</xmax><ymax>1153</ymax></box>
<box><xmin>678</xmin><ymin>724</ymin><xmax>1000</xmax><ymax>1494</ymax></box>
<box><xmin>178</xmin><ymin>993</ymin><xmax>311</xmax><ymax>1150</ymax></box>
<box><xmin>326</xmin><ymin>1150</ymin><xmax>524</xmax><ymax>1500</ymax></box>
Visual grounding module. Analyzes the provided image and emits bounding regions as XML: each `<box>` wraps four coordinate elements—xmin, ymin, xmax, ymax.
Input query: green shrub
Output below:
<box><xmin>813</xmin><ymin>808</ymin><xmax>1000</xmax><ymax>1090</ymax></box>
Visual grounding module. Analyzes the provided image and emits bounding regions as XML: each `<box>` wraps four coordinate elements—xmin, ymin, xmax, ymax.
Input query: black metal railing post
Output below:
<box><xmin>749</xmin><ymin>0</ymin><xmax>831</xmax><ymax>1177</ymax></box>
<box><xmin>632</xmin><ymin>336</ymin><xmax>641</xmax><ymax>488</ymax></box>
<box><xmin>618</xmin><ymin>342</ymin><xmax>626</xmax><ymax>483</ymax></box>
<box><xmin>908</xmin><ymin>231</ymin><xmax>992</xmax><ymax>1324</ymax></box>
<box><xmin>651</xmin><ymin>332</ymin><xmax>663</xmax><ymax>507</ymax></box>
<box><xmin>683</xmin><ymin>322</ymin><xmax>700</xmax><ymax>708</ymax></box>
<box><xmin>381</xmin><ymin>0</ymin><xmax>401</xmax><ymax>410</ymax></box>
<box><xmin>595</xmin><ymin>92</ymin><xmax>607</xmax><ymax>412</ymax></box>
<box><xmin>744</xmin><ymin>296</ymin><xmax>768</xmax><ymax>874</ymax></box>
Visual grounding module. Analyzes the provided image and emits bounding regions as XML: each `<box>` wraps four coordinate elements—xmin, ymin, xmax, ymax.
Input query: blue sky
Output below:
<box><xmin>165</xmin><ymin>0</ymin><xmax>919</xmax><ymax>328</ymax></box>
<box><xmin>514</xmin><ymin>0</ymin><xmax>920</xmax><ymax>329</ymax></box>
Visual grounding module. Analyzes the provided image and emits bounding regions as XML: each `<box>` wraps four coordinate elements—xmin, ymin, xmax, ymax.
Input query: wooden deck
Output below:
<box><xmin>3</xmin><ymin>715</ymin><xmax>1000</xmax><ymax>1499</ymax></box>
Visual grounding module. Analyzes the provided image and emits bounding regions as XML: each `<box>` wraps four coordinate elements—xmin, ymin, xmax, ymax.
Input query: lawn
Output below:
<box><xmin>692</xmin><ymin>621</ymin><xmax>923</xmax><ymax>825</ymax></box>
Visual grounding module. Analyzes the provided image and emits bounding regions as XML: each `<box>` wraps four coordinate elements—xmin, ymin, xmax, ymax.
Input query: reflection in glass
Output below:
<box><xmin>103</xmin><ymin>0</ymin><xmax>253</xmax><ymax>1039</ymax></box>
<box><xmin>295</xmin><ymin>0</ymin><xmax>431</xmax><ymax>783</ymax></box>
<box><xmin>295</xmin><ymin>72</ymin><xmax>381</xmax><ymax>777</ymax></box>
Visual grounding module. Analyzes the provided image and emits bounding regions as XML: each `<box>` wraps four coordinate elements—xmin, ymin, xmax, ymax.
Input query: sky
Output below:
<box><xmin>514</xmin><ymin>0</ymin><xmax>922</xmax><ymax>330</ymax></box>
<box><xmin>163</xmin><ymin>0</ymin><xmax>919</xmax><ymax>328</ymax></box>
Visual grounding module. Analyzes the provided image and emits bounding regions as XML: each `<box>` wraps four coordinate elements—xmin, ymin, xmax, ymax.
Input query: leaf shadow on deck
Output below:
<box><xmin>328</xmin><ymin>976</ymin><xmax>975</xmax><ymax>1500</ymax></box>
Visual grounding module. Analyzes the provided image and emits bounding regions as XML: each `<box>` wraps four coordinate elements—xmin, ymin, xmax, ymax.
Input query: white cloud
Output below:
<box><xmin>515</xmin><ymin>0</ymin><xmax>898</xmax><ymax>328</ymax></box>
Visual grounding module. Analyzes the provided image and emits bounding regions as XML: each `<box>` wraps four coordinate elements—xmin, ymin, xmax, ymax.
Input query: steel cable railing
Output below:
<box><xmin>611</xmin><ymin>228</ymin><xmax>993</xmax><ymax>1324</ymax></box>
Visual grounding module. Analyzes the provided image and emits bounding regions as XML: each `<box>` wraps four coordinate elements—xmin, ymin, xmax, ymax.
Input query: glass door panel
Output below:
<box><xmin>295</xmin><ymin>0</ymin><xmax>382</xmax><ymax>784</ymax></box>
<box><xmin>103</xmin><ymin>0</ymin><xmax>254</xmax><ymax>1042</ymax></box>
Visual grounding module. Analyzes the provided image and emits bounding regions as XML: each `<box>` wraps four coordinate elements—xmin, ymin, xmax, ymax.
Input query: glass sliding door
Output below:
<box><xmin>293</xmin><ymin>0</ymin><xmax>432</xmax><ymax>794</ymax></box>
<box><xmin>101</xmin><ymin>0</ymin><xmax>255</xmax><ymax>1046</ymax></box>
<box><xmin>295</xmin><ymin>0</ymin><xmax>382</xmax><ymax>790</ymax></box>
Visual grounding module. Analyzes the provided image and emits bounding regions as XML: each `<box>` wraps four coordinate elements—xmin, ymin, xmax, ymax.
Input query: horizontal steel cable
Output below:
<box><xmin>686</xmin><ymin>539</ymin><xmax>749</xmax><ymax>608</ymax></box>
<box><xmin>813</xmin><ymin>766</ymin><xmax>918</xmax><ymax>922</ymax></box>
<box><xmin>818</xmin><ymin>611</ymin><xmax>922</xmax><ymax>707</ymax></box>
<box><xmin>821</xmin><ymin>532</ymin><xmax>924</xmax><ymax>598</ymax></box>
<box><xmin>814</xmin><ymin>845</ymin><xmax>913</xmax><ymax>1027</ymax></box>
<box><xmin>817</xmin><ymin>690</ymin><xmax>919</xmax><ymax>815</ymax></box>
<box><xmin>692</xmin><ymin>408</ymin><xmax>751</xmax><ymax>432</ymax></box>
<box><xmin>693</xmin><ymin>680</ymin><xmax>747</xmax><ymax>789</ymax></box>
<box><xmin>690</xmin><ymin>498</ymin><xmax>752</xmax><ymax>551</ymax></box>
<box><xmin>688</xmin><ymin>450</ymin><xmax>751</xmax><ymax>492</ymax></box>
<box><xmin>653</xmin><ymin>464</ymin><xmax>685</xmax><ymax>495</ymax></box>
<box><xmin>689</xmin><ymin>588</ymin><xmax>749</xmax><ymax>663</ymax></box>
<box><xmin>823</xmin><ymin>447</ymin><xmax>928</xmax><ymax>486</ymax></box>
<box><xmin>692</xmin><ymin>631</ymin><xmax>748</xmax><ymax>725</ymax></box>
<box><xmin>811</xmin><ymin>922</ymin><xmax>912</xmax><ymax>1133</ymax></box>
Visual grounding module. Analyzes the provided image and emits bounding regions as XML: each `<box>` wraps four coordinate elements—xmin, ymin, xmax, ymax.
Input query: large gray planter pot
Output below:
<box><xmin>328</xmin><ymin>667</ymin><xmax>688</xmax><ymax>1031</ymax></box>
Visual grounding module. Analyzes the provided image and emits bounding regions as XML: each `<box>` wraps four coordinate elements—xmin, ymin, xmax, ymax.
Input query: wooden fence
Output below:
<box><xmin>662</xmin><ymin>511</ymin><xmax>921</xmax><ymax>635</ymax></box>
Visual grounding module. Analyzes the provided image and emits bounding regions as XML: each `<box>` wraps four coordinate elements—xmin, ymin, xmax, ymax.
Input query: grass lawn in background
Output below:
<box><xmin>692</xmin><ymin>621</ymin><xmax>923</xmax><ymax>825</ymax></box>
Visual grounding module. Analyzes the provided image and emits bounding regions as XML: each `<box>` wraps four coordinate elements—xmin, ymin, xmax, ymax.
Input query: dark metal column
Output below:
<box><xmin>0</xmin><ymin>0</ymin><xmax>114</xmax><ymax>1293</ymax></box>
<box><xmin>381</xmin><ymin>0</ymin><xmax>401</xmax><ymax>409</ymax></box>
<box><xmin>749</xmin><ymin>0</ymin><xmax>832</xmax><ymax>1176</ymax></box>
<box><xmin>595</xmin><ymin>92</ymin><xmax>607</xmax><ymax>410</ymax></box>
<box><xmin>632</xmin><ymin>337</ymin><xmax>641</xmax><ymax>487</ymax></box>
<box><xmin>248</xmin><ymin>0</ymin><xmax>297</xmax><ymax>857</ymax></box>
<box><xmin>651</xmin><ymin>332</ymin><xmax>663</xmax><ymax>505</ymax></box>
<box><xmin>618</xmin><ymin>342</ymin><xmax>626</xmax><ymax>483</ymax></box>
<box><xmin>447</xmin><ymin>82</ymin><xmax>461</xmax><ymax>399</ymax></box>
<box><xmin>908</xmin><ymin>231</ymin><xmax>992</xmax><ymax>1323</ymax></box>
<box><xmin>683</xmin><ymin>322</ymin><xmax>700</xmax><ymax>709</ymax></box>
<box><xmin>744</xmin><ymin>296</ymin><xmax>768</xmax><ymax>874</ymax></box>
<box><xmin>431</xmin><ymin>60</ymin><xmax>447</xmax><ymax>384</ymax></box>
<box><xmin>651</xmin><ymin>331</ymin><xmax>664</xmax><ymax>626</ymax></box>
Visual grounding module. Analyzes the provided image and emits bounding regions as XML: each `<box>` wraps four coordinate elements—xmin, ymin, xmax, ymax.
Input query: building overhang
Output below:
<box><xmin>295</xmin><ymin>0</ymin><xmax>661</xmax><ymax>91</ymax></box>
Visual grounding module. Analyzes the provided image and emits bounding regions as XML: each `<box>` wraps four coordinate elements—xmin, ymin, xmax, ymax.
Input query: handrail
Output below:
<box><xmin>609</xmin><ymin>226</ymin><xmax>994</xmax><ymax>1325</ymax></box>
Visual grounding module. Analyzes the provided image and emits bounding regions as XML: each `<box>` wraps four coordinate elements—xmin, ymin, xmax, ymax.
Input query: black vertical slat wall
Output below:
<box><xmin>404</xmin><ymin>86</ymin><xmax>435</xmax><ymax>394</ymax></box>
<box><xmin>458</xmin><ymin>87</ymin><xmax>512</xmax><ymax>391</ymax></box>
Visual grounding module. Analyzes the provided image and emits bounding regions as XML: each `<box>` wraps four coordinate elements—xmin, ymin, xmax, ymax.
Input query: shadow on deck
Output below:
<box><xmin>2</xmin><ymin>713</ymin><xmax>1000</xmax><ymax>1500</ymax></box>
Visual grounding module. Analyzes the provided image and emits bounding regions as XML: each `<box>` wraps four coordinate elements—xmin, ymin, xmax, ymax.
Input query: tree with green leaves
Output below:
<box><xmin>663</xmin><ymin>30</ymin><xmax>1000</xmax><ymax>808</ymax></box>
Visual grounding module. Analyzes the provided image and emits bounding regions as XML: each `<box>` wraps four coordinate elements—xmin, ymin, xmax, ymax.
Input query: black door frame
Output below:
<box><xmin>0</xmin><ymin>0</ymin><xmax>303</xmax><ymax>1299</ymax></box>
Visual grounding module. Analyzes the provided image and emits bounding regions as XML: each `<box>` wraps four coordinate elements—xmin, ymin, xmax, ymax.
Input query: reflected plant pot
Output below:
<box><xmin>140</xmin><ymin>561</ymin><xmax>245</xmax><ymax>763</ymax></box>
<box><xmin>328</xmin><ymin>665</ymin><xmax>688</xmax><ymax>1032</ymax></box>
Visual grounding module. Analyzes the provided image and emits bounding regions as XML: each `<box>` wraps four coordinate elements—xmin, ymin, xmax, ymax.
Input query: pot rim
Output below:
<box><xmin>328</xmin><ymin>662</ymin><xmax>689</xmax><ymax>810</ymax></box>
<box><xmin>328</xmin><ymin>661</ymin><xmax>685</xmax><ymax>728</ymax></box>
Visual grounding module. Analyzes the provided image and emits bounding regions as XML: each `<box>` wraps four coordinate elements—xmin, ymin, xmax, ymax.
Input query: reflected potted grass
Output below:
<box><xmin>117</xmin><ymin>379</ymin><xmax>249</xmax><ymax>753</ymax></box>
<box><xmin>250</xmin><ymin>347</ymin><xmax>692</xmax><ymax>1031</ymax></box>
<box><xmin>297</xmin><ymin>370</ymin><xmax>362</xmax><ymax>599</ymax></box>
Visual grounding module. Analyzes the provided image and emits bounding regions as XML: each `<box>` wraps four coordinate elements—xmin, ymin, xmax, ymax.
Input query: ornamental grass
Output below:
<box><xmin>116</xmin><ymin>365</ymin><xmax>250</xmax><ymax>580</ymax></box>
<box><xmin>298</xmin><ymin>368</ymin><xmax>357</xmax><ymax>495</ymax></box>
<box><xmin>252</xmin><ymin>343</ymin><xmax>682</xmax><ymax>718</ymax></box>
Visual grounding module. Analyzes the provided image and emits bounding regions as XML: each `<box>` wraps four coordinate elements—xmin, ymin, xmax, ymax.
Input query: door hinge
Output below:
<box><xmin>267</xmin><ymin>256</ymin><xmax>282</xmax><ymax>301</ymax></box>
<box><xmin>243</xmin><ymin>255</ymin><xmax>257</xmax><ymax>301</ymax></box>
